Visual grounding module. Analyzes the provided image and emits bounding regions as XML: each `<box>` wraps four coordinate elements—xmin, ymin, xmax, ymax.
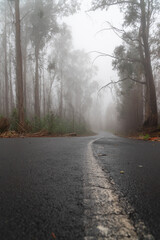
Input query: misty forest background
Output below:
<box><xmin>1</xmin><ymin>0</ymin><xmax>160</xmax><ymax>135</ymax></box>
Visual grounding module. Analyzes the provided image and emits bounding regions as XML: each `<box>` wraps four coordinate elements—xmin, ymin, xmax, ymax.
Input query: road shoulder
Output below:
<box><xmin>83</xmin><ymin>138</ymin><xmax>155</xmax><ymax>239</ymax></box>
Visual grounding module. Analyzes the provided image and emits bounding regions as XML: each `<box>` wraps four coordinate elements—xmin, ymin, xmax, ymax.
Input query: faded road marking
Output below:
<box><xmin>83</xmin><ymin>140</ymin><xmax>154</xmax><ymax>240</ymax></box>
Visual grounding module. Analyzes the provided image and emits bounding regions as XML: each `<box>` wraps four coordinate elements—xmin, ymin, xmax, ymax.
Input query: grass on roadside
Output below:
<box><xmin>0</xmin><ymin>110</ymin><xmax>93</xmax><ymax>137</ymax></box>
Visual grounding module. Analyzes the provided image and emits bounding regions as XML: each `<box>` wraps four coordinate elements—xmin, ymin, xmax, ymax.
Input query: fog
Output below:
<box><xmin>0</xmin><ymin>0</ymin><xmax>160</xmax><ymax>134</ymax></box>
<box><xmin>64</xmin><ymin>1</ymin><xmax>123</xmax><ymax>131</ymax></box>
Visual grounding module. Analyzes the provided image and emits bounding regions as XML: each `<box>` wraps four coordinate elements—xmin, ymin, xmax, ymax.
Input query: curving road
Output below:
<box><xmin>0</xmin><ymin>133</ymin><xmax>159</xmax><ymax>239</ymax></box>
<box><xmin>92</xmin><ymin>132</ymin><xmax>160</xmax><ymax>240</ymax></box>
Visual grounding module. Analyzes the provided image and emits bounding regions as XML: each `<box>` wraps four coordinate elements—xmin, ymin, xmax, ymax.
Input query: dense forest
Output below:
<box><xmin>1</xmin><ymin>0</ymin><xmax>160</xmax><ymax>136</ymax></box>
<box><xmin>93</xmin><ymin>0</ymin><xmax>160</xmax><ymax>133</ymax></box>
<box><xmin>0</xmin><ymin>0</ymin><xmax>99</xmax><ymax>135</ymax></box>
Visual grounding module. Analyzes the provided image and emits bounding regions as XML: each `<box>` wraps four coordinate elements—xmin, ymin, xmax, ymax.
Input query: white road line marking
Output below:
<box><xmin>83</xmin><ymin>139</ymin><xmax>154</xmax><ymax>240</ymax></box>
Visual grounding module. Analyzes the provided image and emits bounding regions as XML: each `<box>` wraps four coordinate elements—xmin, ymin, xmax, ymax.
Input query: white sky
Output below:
<box><xmin>63</xmin><ymin>1</ymin><xmax>124</xmax><ymax>127</ymax></box>
<box><xmin>65</xmin><ymin>1</ymin><xmax>123</xmax><ymax>88</ymax></box>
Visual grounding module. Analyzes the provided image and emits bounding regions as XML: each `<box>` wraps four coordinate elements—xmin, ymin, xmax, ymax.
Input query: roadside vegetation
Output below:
<box><xmin>2</xmin><ymin>0</ymin><xmax>160</xmax><ymax>138</ymax></box>
<box><xmin>93</xmin><ymin>0</ymin><xmax>160</xmax><ymax>137</ymax></box>
<box><xmin>0</xmin><ymin>112</ymin><xmax>94</xmax><ymax>137</ymax></box>
<box><xmin>0</xmin><ymin>0</ymin><xmax>98</xmax><ymax>137</ymax></box>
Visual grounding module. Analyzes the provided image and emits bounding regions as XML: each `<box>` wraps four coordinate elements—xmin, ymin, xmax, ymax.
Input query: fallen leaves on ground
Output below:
<box><xmin>0</xmin><ymin>131</ymin><xmax>85</xmax><ymax>138</ymax></box>
<box><xmin>0</xmin><ymin>130</ymin><xmax>52</xmax><ymax>138</ymax></box>
<box><xmin>149</xmin><ymin>137</ymin><xmax>160</xmax><ymax>141</ymax></box>
<box><xmin>51</xmin><ymin>232</ymin><xmax>56</xmax><ymax>239</ymax></box>
<box><xmin>130</xmin><ymin>135</ymin><xmax>160</xmax><ymax>142</ymax></box>
<box><xmin>0</xmin><ymin>131</ymin><xmax>20</xmax><ymax>138</ymax></box>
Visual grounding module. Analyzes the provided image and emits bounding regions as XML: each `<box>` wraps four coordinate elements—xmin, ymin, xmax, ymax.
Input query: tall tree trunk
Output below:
<box><xmin>23</xmin><ymin>32</ymin><xmax>27</xmax><ymax>116</ymax></box>
<box><xmin>9</xmin><ymin>26</ymin><xmax>14</xmax><ymax>112</ymax></box>
<box><xmin>2</xmin><ymin>81</ymin><xmax>5</xmax><ymax>116</ymax></box>
<box><xmin>35</xmin><ymin>46</ymin><xmax>40</xmax><ymax>118</ymax></box>
<box><xmin>0</xmin><ymin>66</ymin><xmax>3</xmax><ymax>115</ymax></box>
<box><xmin>43</xmin><ymin>67</ymin><xmax>46</xmax><ymax>116</ymax></box>
<box><xmin>4</xmin><ymin>2</ymin><xmax>9</xmax><ymax>117</ymax></box>
<box><xmin>15</xmin><ymin>0</ymin><xmax>24</xmax><ymax>128</ymax></box>
<box><xmin>59</xmin><ymin>69</ymin><xmax>63</xmax><ymax>118</ymax></box>
<box><xmin>47</xmin><ymin>73</ymin><xmax>52</xmax><ymax>114</ymax></box>
<box><xmin>47</xmin><ymin>72</ymin><xmax>56</xmax><ymax>114</ymax></box>
<box><xmin>39</xmin><ymin>68</ymin><xmax>42</xmax><ymax>113</ymax></box>
<box><xmin>140</xmin><ymin>0</ymin><xmax>158</xmax><ymax>127</ymax></box>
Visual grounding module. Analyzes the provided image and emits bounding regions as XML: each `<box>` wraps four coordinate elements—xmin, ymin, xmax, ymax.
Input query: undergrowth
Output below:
<box><xmin>9</xmin><ymin>110</ymin><xmax>89</xmax><ymax>135</ymax></box>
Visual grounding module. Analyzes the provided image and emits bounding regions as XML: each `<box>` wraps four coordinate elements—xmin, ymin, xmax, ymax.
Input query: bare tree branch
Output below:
<box><xmin>7</xmin><ymin>0</ymin><xmax>15</xmax><ymax>20</ymax></box>
<box><xmin>128</xmin><ymin>76</ymin><xmax>146</xmax><ymax>84</ymax></box>
<box><xmin>90</xmin><ymin>51</ymin><xmax>142</xmax><ymax>65</ymax></box>
<box><xmin>104</xmin><ymin>21</ymin><xmax>124</xmax><ymax>34</ymax></box>
<box><xmin>106</xmin><ymin>21</ymin><xmax>141</xmax><ymax>45</ymax></box>
<box><xmin>89</xmin><ymin>1</ymin><xmax>139</xmax><ymax>11</ymax></box>
<box><xmin>21</xmin><ymin>9</ymin><xmax>33</xmax><ymax>22</ymax></box>
<box><xmin>98</xmin><ymin>76</ymin><xmax>146</xmax><ymax>93</ymax></box>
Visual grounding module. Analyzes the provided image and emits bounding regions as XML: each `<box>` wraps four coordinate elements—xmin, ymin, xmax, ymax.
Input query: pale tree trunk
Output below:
<box><xmin>59</xmin><ymin>69</ymin><xmax>63</xmax><ymax>118</ymax></box>
<box><xmin>40</xmin><ymin>68</ymin><xmax>42</xmax><ymax>112</ymax></box>
<box><xmin>135</xmin><ymin>83</ymin><xmax>143</xmax><ymax>128</ymax></box>
<box><xmin>34</xmin><ymin>46</ymin><xmax>40</xmax><ymax>118</ymax></box>
<box><xmin>139</xmin><ymin>83</ymin><xmax>144</xmax><ymax>126</ymax></box>
<box><xmin>34</xmin><ymin>0</ymin><xmax>40</xmax><ymax>118</ymax></box>
<box><xmin>47</xmin><ymin>72</ymin><xmax>56</xmax><ymax>114</ymax></box>
<box><xmin>72</xmin><ymin>108</ymin><xmax>75</xmax><ymax>132</ymax></box>
<box><xmin>4</xmin><ymin>2</ymin><xmax>9</xmax><ymax>117</ymax></box>
<box><xmin>0</xmin><ymin>62</ymin><xmax>3</xmax><ymax>114</ymax></box>
<box><xmin>140</xmin><ymin>0</ymin><xmax>158</xmax><ymax>127</ymax></box>
<box><xmin>15</xmin><ymin>0</ymin><xmax>24</xmax><ymax>127</ymax></box>
<box><xmin>2</xmin><ymin>81</ymin><xmax>5</xmax><ymax>116</ymax></box>
<box><xmin>23</xmin><ymin>32</ymin><xmax>27</xmax><ymax>115</ymax></box>
<box><xmin>9</xmin><ymin>26</ymin><xmax>14</xmax><ymax>112</ymax></box>
<box><xmin>43</xmin><ymin>67</ymin><xmax>46</xmax><ymax>116</ymax></box>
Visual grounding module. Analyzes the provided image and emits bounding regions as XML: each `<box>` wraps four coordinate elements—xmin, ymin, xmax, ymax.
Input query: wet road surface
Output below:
<box><xmin>93</xmin><ymin>133</ymin><xmax>160</xmax><ymax>240</ymax></box>
<box><xmin>0</xmin><ymin>133</ymin><xmax>159</xmax><ymax>239</ymax></box>
<box><xmin>0</xmin><ymin>136</ymin><xmax>95</xmax><ymax>240</ymax></box>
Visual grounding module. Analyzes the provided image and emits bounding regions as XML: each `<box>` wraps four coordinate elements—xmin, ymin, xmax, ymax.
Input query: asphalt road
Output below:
<box><xmin>93</xmin><ymin>132</ymin><xmax>160</xmax><ymax>240</ymax></box>
<box><xmin>0</xmin><ymin>133</ymin><xmax>160</xmax><ymax>240</ymax></box>
<box><xmin>0</xmin><ymin>136</ymin><xmax>95</xmax><ymax>240</ymax></box>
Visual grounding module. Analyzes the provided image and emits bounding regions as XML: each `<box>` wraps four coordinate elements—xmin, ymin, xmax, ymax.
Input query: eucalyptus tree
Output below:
<box><xmin>63</xmin><ymin>49</ymin><xmax>97</xmax><ymax>127</ymax></box>
<box><xmin>49</xmin><ymin>24</ymin><xmax>73</xmax><ymax>117</ymax></box>
<box><xmin>14</xmin><ymin>0</ymin><xmax>24</xmax><ymax>128</ymax></box>
<box><xmin>20</xmin><ymin>0</ymin><xmax>33</xmax><ymax>113</ymax></box>
<box><xmin>0</xmin><ymin>0</ymin><xmax>12</xmax><ymax>117</ymax></box>
<box><xmin>112</xmin><ymin>43</ymin><xmax>144</xmax><ymax>130</ymax></box>
<box><xmin>92</xmin><ymin>0</ymin><xmax>160</xmax><ymax>128</ymax></box>
<box><xmin>4</xmin><ymin>0</ymin><xmax>9</xmax><ymax>117</ymax></box>
<box><xmin>28</xmin><ymin>0</ymin><xmax>56</xmax><ymax>118</ymax></box>
<box><xmin>46</xmin><ymin>24</ymin><xmax>96</xmax><ymax>123</ymax></box>
<box><xmin>48</xmin><ymin>29</ymin><xmax>97</xmax><ymax>126</ymax></box>
<box><xmin>28</xmin><ymin>0</ymin><xmax>80</xmax><ymax>118</ymax></box>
